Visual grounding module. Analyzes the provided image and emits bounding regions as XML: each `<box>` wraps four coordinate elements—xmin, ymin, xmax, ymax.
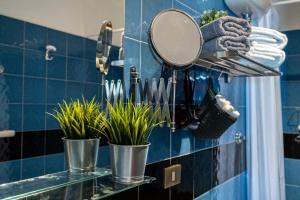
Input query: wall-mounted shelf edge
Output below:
<box><xmin>0</xmin><ymin>168</ymin><xmax>155</xmax><ymax>200</ymax></box>
<box><xmin>195</xmin><ymin>51</ymin><xmax>281</xmax><ymax>77</ymax></box>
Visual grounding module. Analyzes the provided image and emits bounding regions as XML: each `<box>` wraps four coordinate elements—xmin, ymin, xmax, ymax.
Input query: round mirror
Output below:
<box><xmin>150</xmin><ymin>9</ymin><xmax>203</xmax><ymax>68</ymax></box>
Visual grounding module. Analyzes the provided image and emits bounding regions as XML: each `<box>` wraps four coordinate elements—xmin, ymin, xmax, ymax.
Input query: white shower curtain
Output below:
<box><xmin>246</xmin><ymin>8</ymin><xmax>286</xmax><ymax>200</ymax></box>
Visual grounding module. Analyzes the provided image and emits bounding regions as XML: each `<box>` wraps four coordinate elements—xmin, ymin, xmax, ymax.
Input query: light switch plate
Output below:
<box><xmin>164</xmin><ymin>164</ymin><xmax>181</xmax><ymax>189</ymax></box>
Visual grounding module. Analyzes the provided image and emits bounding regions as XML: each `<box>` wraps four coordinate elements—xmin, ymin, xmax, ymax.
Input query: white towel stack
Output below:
<box><xmin>246</xmin><ymin>26</ymin><xmax>288</xmax><ymax>68</ymax></box>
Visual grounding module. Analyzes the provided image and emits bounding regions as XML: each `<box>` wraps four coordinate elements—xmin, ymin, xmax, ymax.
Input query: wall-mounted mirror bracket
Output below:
<box><xmin>96</xmin><ymin>20</ymin><xmax>113</xmax><ymax>76</ymax></box>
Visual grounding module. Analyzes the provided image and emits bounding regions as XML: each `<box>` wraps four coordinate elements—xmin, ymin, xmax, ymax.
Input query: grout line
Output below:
<box><xmin>286</xmin><ymin>183</ymin><xmax>300</xmax><ymax>188</ymax></box>
<box><xmin>281</xmin><ymin>80</ymin><xmax>300</xmax><ymax>83</ymax></box>
<box><xmin>282</xmin><ymin>106</ymin><xmax>300</xmax><ymax>109</ymax></box>
<box><xmin>65</xmin><ymin>34</ymin><xmax>69</xmax><ymax>98</ymax></box>
<box><xmin>1</xmin><ymin>73</ymin><xmax>100</xmax><ymax>85</ymax></box>
<box><xmin>139</xmin><ymin>0</ymin><xmax>143</xmax><ymax>76</ymax></box>
<box><xmin>175</xmin><ymin>0</ymin><xmax>199</xmax><ymax>14</ymax></box>
<box><xmin>124</xmin><ymin>36</ymin><xmax>141</xmax><ymax>43</ymax></box>
<box><xmin>146</xmin><ymin>139</ymin><xmax>245</xmax><ymax>165</ymax></box>
<box><xmin>20</xmin><ymin>20</ymin><xmax>26</xmax><ymax>180</ymax></box>
<box><xmin>43</xmin><ymin>29</ymin><xmax>49</xmax><ymax>175</ymax></box>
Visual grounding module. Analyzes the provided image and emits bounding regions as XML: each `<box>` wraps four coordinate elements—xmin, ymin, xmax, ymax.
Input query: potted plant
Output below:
<box><xmin>104</xmin><ymin>99</ymin><xmax>162</xmax><ymax>184</ymax></box>
<box><xmin>199</xmin><ymin>9</ymin><xmax>228</xmax><ymax>27</ymax></box>
<box><xmin>49</xmin><ymin>97</ymin><xmax>106</xmax><ymax>173</ymax></box>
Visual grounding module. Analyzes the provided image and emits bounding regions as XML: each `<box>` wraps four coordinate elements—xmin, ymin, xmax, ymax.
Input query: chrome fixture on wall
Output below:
<box><xmin>295</xmin><ymin>125</ymin><xmax>300</xmax><ymax>143</ymax></box>
<box><xmin>45</xmin><ymin>45</ymin><xmax>57</xmax><ymax>61</ymax></box>
<box><xmin>0</xmin><ymin>64</ymin><xmax>4</xmax><ymax>74</ymax></box>
<box><xmin>96</xmin><ymin>20</ymin><xmax>112</xmax><ymax>76</ymax></box>
<box><xmin>149</xmin><ymin>9</ymin><xmax>204</xmax><ymax>132</ymax></box>
<box><xmin>96</xmin><ymin>20</ymin><xmax>113</xmax><ymax>106</ymax></box>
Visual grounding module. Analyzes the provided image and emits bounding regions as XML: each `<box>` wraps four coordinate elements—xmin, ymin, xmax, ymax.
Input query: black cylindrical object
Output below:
<box><xmin>193</xmin><ymin>86</ymin><xmax>237</xmax><ymax>138</ymax></box>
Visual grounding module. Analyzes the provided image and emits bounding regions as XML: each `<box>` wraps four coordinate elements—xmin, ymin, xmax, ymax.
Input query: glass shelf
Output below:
<box><xmin>0</xmin><ymin>168</ymin><xmax>155</xmax><ymax>200</ymax></box>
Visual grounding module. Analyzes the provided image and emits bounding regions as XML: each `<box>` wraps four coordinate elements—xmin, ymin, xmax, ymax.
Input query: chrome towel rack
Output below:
<box><xmin>195</xmin><ymin>51</ymin><xmax>281</xmax><ymax>77</ymax></box>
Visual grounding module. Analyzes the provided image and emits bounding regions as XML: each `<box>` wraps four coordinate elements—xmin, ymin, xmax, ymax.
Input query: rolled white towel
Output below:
<box><xmin>249</xmin><ymin>26</ymin><xmax>288</xmax><ymax>50</ymax></box>
<box><xmin>246</xmin><ymin>42</ymin><xmax>286</xmax><ymax>68</ymax></box>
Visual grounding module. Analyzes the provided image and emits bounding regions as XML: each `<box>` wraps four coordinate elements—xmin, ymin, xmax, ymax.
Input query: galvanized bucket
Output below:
<box><xmin>63</xmin><ymin>138</ymin><xmax>100</xmax><ymax>173</ymax></box>
<box><xmin>109</xmin><ymin>143</ymin><xmax>150</xmax><ymax>184</ymax></box>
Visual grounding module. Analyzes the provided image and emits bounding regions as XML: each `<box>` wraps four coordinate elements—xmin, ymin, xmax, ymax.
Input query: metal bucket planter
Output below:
<box><xmin>109</xmin><ymin>143</ymin><xmax>150</xmax><ymax>184</ymax></box>
<box><xmin>63</xmin><ymin>138</ymin><xmax>100</xmax><ymax>173</ymax></box>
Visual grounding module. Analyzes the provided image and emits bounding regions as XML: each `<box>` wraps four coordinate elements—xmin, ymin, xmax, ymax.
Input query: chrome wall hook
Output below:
<box><xmin>45</xmin><ymin>45</ymin><xmax>57</xmax><ymax>61</ymax></box>
<box><xmin>234</xmin><ymin>132</ymin><xmax>244</xmax><ymax>144</ymax></box>
<box><xmin>295</xmin><ymin>125</ymin><xmax>300</xmax><ymax>143</ymax></box>
<box><xmin>0</xmin><ymin>64</ymin><xmax>4</xmax><ymax>74</ymax></box>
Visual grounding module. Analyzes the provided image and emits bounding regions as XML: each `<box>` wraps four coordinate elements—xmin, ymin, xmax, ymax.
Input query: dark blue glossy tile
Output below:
<box><xmin>286</xmin><ymin>185</ymin><xmax>300</xmax><ymax>200</ymax></box>
<box><xmin>86</xmin><ymin>60</ymin><xmax>99</xmax><ymax>83</ymax></box>
<box><xmin>139</xmin><ymin>159</ymin><xmax>170</xmax><ymax>200</ymax></box>
<box><xmin>83</xmin><ymin>83</ymin><xmax>98</xmax><ymax>101</ymax></box>
<box><xmin>285</xmin><ymin>158</ymin><xmax>300</xmax><ymax>185</ymax></box>
<box><xmin>172</xmin><ymin>128</ymin><xmax>194</xmax><ymax>157</ymax></box>
<box><xmin>0</xmin><ymin>104</ymin><xmax>22</xmax><ymax>132</ymax></box>
<box><xmin>285</xmin><ymin>30</ymin><xmax>300</xmax><ymax>55</ymax></box>
<box><xmin>22</xmin><ymin>131</ymin><xmax>45</xmax><ymax>158</ymax></box>
<box><xmin>147</xmin><ymin>126</ymin><xmax>171</xmax><ymax>163</ymax></box>
<box><xmin>212</xmin><ymin>142</ymin><xmax>246</xmax><ymax>187</ymax></box>
<box><xmin>194</xmin><ymin>137</ymin><xmax>213</xmax><ymax>152</ymax></box>
<box><xmin>0</xmin><ymin>15</ymin><xmax>24</xmax><ymax>47</ymax></box>
<box><xmin>111</xmin><ymin>66</ymin><xmax>123</xmax><ymax>81</ymax></box>
<box><xmin>0</xmin><ymin>160</ymin><xmax>21</xmax><ymax>184</ymax></box>
<box><xmin>171</xmin><ymin>153</ymin><xmax>194</xmax><ymax>200</ymax></box>
<box><xmin>0</xmin><ymin>131</ymin><xmax>22</xmax><ymax>162</ymax></box>
<box><xmin>84</xmin><ymin>38</ymin><xmax>96</xmax><ymax>60</ymax></box>
<box><xmin>47</xmin><ymin>55</ymin><xmax>66</xmax><ymax>80</ymax></box>
<box><xmin>25</xmin><ymin>22</ymin><xmax>47</xmax><ymax>51</ymax></box>
<box><xmin>46</xmin><ymin>105</ymin><xmax>60</xmax><ymax>130</ymax></box>
<box><xmin>45</xmin><ymin>153</ymin><xmax>65</xmax><ymax>174</ymax></box>
<box><xmin>22</xmin><ymin>156</ymin><xmax>45</xmax><ymax>179</ymax></box>
<box><xmin>98</xmin><ymin>145</ymin><xmax>110</xmax><ymax>168</ymax></box>
<box><xmin>45</xmin><ymin>130</ymin><xmax>64</xmax><ymax>155</ymax></box>
<box><xmin>193</xmin><ymin>148</ymin><xmax>213</xmax><ymax>197</ymax></box>
<box><xmin>67</xmin><ymin>34</ymin><xmax>84</xmax><ymax>58</ymax></box>
<box><xmin>281</xmin><ymin>81</ymin><xmax>300</xmax><ymax>107</ymax></box>
<box><xmin>47</xmin><ymin>79</ymin><xmax>66</xmax><ymax>104</ymax></box>
<box><xmin>24</xmin><ymin>77</ymin><xmax>45</xmax><ymax>103</ymax></box>
<box><xmin>67</xmin><ymin>58</ymin><xmax>88</xmax><ymax>82</ymax></box>
<box><xmin>0</xmin><ymin>74</ymin><xmax>23</xmax><ymax>103</ymax></box>
<box><xmin>281</xmin><ymin>55</ymin><xmax>300</xmax><ymax>81</ymax></box>
<box><xmin>47</xmin><ymin>28</ymin><xmax>66</xmax><ymax>56</ymax></box>
<box><xmin>24</xmin><ymin>49</ymin><xmax>46</xmax><ymax>77</ymax></box>
<box><xmin>23</xmin><ymin>105</ymin><xmax>45</xmax><ymax>131</ymax></box>
<box><xmin>141</xmin><ymin>0</ymin><xmax>172</xmax><ymax>42</ymax></box>
<box><xmin>282</xmin><ymin>107</ymin><xmax>299</xmax><ymax>133</ymax></box>
<box><xmin>140</xmin><ymin>42</ymin><xmax>162</xmax><ymax>81</ymax></box>
<box><xmin>0</xmin><ymin>45</ymin><xmax>23</xmax><ymax>75</ymax></box>
<box><xmin>125</xmin><ymin>0</ymin><xmax>141</xmax><ymax>40</ymax></box>
<box><xmin>66</xmin><ymin>81</ymin><xmax>84</xmax><ymax>101</ymax></box>
<box><xmin>284</xmin><ymin>134</ymin><xmax>300</xmax><ymax>160</ymax></box>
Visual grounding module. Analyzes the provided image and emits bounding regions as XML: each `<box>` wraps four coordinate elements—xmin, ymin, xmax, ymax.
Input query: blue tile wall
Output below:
<box><xmin>286</xmin><ymin>185</ymin><xmax>300</xmax><ymax>200</ymax></box>
<box><xmin>282</xmin><ymin>30</ymin><xmax>300</xmax><ymax>134</ymax></box>
<box><xmin>0</xmin><ymin>15</ymin><xmax>122</xmax><ymax>133</ymax></box>
<box><xmin>124</xmin><ymin>0</ymin><xmax>247</xmax><ymax>199</ymax></box>
<box><xmin>282</xmin><ymin>30</ymin><xmax>300</xmax><ymax>200</ymax></box>
<box><xmin>195</xmin><ymin>172</ymin><xmax>247</xmax><ymax>200</ymax></box>
<box><xmin>0</xmin><ymin>15</ymin><xmax>123</xmax><ymax>182</ymax></box>
<box><xmin>285</xmin><ymin>158</ymin><xmax>300</xmax><ymax>186</ymax></box>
